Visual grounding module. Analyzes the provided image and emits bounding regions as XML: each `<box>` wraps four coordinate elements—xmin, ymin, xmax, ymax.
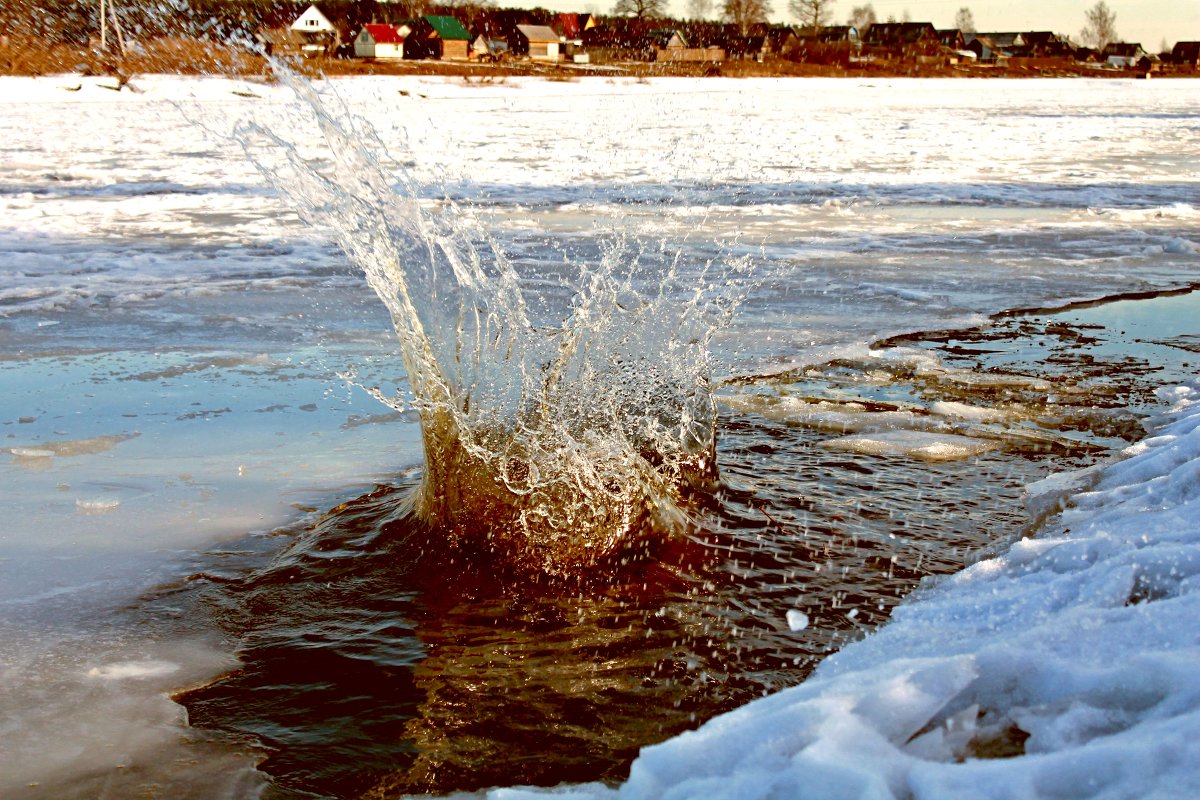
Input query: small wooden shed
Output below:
<box><xmin>423</xmin><ymin>15</ymin><xmax>472</xmax><ymax>61</ymax></box>
<box><xmin>511</xmin><ymin>25</ymin><xmax>561</xmax><ymax>62</ymax></box>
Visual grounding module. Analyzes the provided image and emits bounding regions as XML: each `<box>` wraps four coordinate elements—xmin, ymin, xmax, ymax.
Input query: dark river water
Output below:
<box><xmin>158</xmin><ymin>289</ymin><xmax>1198</xmax><ymax>798</ymax></box>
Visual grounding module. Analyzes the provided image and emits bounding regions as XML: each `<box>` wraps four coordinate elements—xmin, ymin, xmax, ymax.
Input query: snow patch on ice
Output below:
<box><xmin>76</xmin><ymin>497</ymin><xmax>121</xmax><ymax>513</ymax></box>
<box><xmin>9</xmin><ymin>447</ymin><xmax>55</xmax><ymax>459</ymax></box>
<box><xmin>820</xmin><ymin>430</ymin><xmax>1000</xmax><ymax>462</ymax></box>
<box><xmin>86</xmin><ymin>659</ymin><xmax>181</xmax><ymax>680</ymax></box>
<box><xmin>930</xmin><ymin>400</ymin><xmax>1014</xmax><ymax>423</ymax></box>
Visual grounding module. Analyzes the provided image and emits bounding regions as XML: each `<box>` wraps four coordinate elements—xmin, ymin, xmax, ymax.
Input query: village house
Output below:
<box><xmin>354</xmin><ymin>23</ymin><xmax>405</xmax><ymax>59</ymax></box>
<box><xmin>967</xmin><ymin>33</ymin><xmax>1015</xmax><ymax>64</ymax></box>
<box><xmin>937</xmin><ymin>29</ymin><xmax>966</xmax><ymax>51</ymax></box>
<box><xmin>1102</xmin><ymin>42</ymin><xmax>1150</xmax><ymax>69</ymax></box>
<box><xmin>764</xmin><ymin>25</ymin><xmax>799</xmax><ymax>58</ymax></box>
<box><xmin>650</xmin><ymin>29</ymin><xmax>721</xmax><ymax>63</ymax></box>
<box><xmin>648</xmin><ymin>28</ymin><xmax>688</xmax><ymax>58</ymax></box>
<box><xmin>1171</xmin><ymin>41</ymin><xmax>1200</xmax><ymax>67</ymax></box>
<box><xmin>790</xmin><ymin>25</ymin><xmax>860</xmax><ymax>64</ymax></box>
<box><xmin>1018</xmin><ymin>31</ymin><xmax>1076</xmax><ymax>59</ymax></box>
<box><xmin>936</xmin><ymin>30</ymin><xmax>977</xmax><ymax>64</ymax></box>
<box><xmin>399</xmin><ymin>15</ymin><xmax>472</xmax><ymax>60</ymax></box>
<box><xmin>862</xmin><ymin>22</ymin><xmax>940</xmax><ymax>62</ymax></box>
<box><xmin>290</xmin><ymin>4</ymin><xmax>338</xmax><ymax>57</ymax></box>
<box><xmin>509</xmin><ymin>24</ymin><xmax>561</xmax><ymax>62</ymax></box>
<box><xmin>724</xmin><ymin>31</ymin><xmax>767</xmax><ymax>61</ymax></box>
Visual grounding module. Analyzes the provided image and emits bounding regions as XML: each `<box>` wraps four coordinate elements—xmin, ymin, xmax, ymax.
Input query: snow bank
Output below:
<box><xmin>484</xmin><ymin>381</ymin><xmax>1200</xmax><ymax>800</ymax></box>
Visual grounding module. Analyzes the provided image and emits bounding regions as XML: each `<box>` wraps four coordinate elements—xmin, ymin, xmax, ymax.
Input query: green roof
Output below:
<box><xmin>424</xmin><ymin>15</ymin><xmax>471</xmax><ymax>40</ymax></box>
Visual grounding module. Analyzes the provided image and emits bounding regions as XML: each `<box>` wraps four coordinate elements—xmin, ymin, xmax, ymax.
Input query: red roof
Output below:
<box><xmin>557</xmin><ymin>14</ymin><xmax>580</xmax><ymax>39</ymax></box>
<box><xmin>363</xmin><ymin>24</ymin><xmax>405</xmax><ymax>44</ymax></box>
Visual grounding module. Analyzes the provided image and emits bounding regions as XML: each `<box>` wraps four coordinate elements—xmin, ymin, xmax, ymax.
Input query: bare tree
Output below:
<box><xmin>687</xmin><ymin>0</ymin><xmax>714</xmax><ymax>19</ymax></box>
<box><xmin>613</xmin><ymin>0</ymin><xmax>667</xmax><ymax>19</ymax></box>
<box><xmin>1080</xmin><ymin>0</ymin><xmax>1117</xmax><ymax>51</ymax></box>
<box><xmin>790</xmin><ymin>0</ymin><xmax>835</xmax><ymax>29</ymax></box>
<box><xmin>441</xmin><ymin>0</ymin><xmax>496</xmax><ymax>31</ymax></box>
<box><xmin>846</xmin><ymin>3</ymin><xmax>875</xmax><ymax>32</ymax></box>
<box><xmin>722</xmin><ymin>0</ymin><xmax>771</xmax><ymax>34</ymax></box>
<box><xmin>954</xmin><ymin>6</ymin><xmax>975</xmax><ymax>34</ymax></box>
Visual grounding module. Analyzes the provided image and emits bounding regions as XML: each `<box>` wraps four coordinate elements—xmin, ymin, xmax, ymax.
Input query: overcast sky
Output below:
<box><xmin>526</xmin><ymin>0</ymin><xmax>1198</xmax><ymax>51</ymax></box>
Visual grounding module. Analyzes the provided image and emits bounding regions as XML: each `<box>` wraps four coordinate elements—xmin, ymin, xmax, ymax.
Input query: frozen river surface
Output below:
<box><xmin>0</xmin><ymin>75</ymin><xmax>1198</xmax><ymax>798</ymax></box>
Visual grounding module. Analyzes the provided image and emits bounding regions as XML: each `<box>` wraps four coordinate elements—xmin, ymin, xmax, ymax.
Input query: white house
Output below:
<box><xmin>291</xmin><ymin>5</ymin><xmax>337</xmax><ymax>56</ymax></box>
<box><xmin>355</xmin><ymin>24</ymin><xmax>406</xmax><ymax>59</ymax></box>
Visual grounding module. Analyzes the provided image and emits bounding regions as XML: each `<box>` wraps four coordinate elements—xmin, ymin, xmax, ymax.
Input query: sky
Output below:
<box><xmin>525</xmin><ymin>0</ymin><xmax>1199</xmax><ymax>51</ymax></box>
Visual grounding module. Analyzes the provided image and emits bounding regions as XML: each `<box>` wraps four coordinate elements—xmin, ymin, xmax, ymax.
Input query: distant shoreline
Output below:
<box><xmin>4</xmin><ymin>38</ymin><xmax>1196</xmax><ymax>81</ymax></box>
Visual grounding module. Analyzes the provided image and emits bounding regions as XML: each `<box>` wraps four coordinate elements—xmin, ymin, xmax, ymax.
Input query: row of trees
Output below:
<box><xmin>613</xmin><ymin>0</ymin><xmax>1123</xmax><ymax>53</ymax></box>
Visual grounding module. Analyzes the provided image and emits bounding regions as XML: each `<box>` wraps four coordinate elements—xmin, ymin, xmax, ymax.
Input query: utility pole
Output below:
<box><xmin>100</xmin><ymin>0</ymin><xmax>107</xmax><ymax>51</ymax></box>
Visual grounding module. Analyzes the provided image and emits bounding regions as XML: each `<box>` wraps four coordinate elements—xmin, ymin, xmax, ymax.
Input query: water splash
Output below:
<box><xmin>236</xmin><ymin>76</ymin><xmax>752</xmax><ymax>574</ymax></box>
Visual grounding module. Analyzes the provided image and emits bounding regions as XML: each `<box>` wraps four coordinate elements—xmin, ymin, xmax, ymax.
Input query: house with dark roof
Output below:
<box><xmin>966</xmin><ymin>34</ymin><xmax>1013</xmax><ymax>63</ymax></box>
<box><xmin>1171</xmin><ymin>41</ymin><xmax>1200</xmax><ymax>66</ymax></box>
<box><xmin>937</xmin><ymin>29</ymin><xmax>965</xmax><ymax>50</ymax></box>
<box><xmin>862</xmin><ymin>22</ymin><xmax>940</xmax><ymax>60</ymax></box>
<box><xmin>724</xmin><ymin>26</ymin><xmax>767</xmax><ymax>61</ymax></box>
<box><xmin>764</xmin><ymin>25</ymin><xmax>799</xmax><ymax>57</ymax></box>
<box><xmin>795</xmin><ymin>25</ymin><xmax>859</xmax><ymax>45</ymax></box>
<box><xmin>1018</xmin><ymin>31</ymin><xmax>1076</xmax><ymax>58</ymax></box>
<box><xmin>1103</xmin><ymin>41</ymin><xmax>1149</xmax><ymax>68</ymax></box>
<box><xmin>649</xmin><ymin>29</ymin><xmax>688</xmax><ymax>50</ymax></box>
<box><xmin>790</xmin><ymin>25</ymin><xmax>860</xmax><ymax>63</ymax></box>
